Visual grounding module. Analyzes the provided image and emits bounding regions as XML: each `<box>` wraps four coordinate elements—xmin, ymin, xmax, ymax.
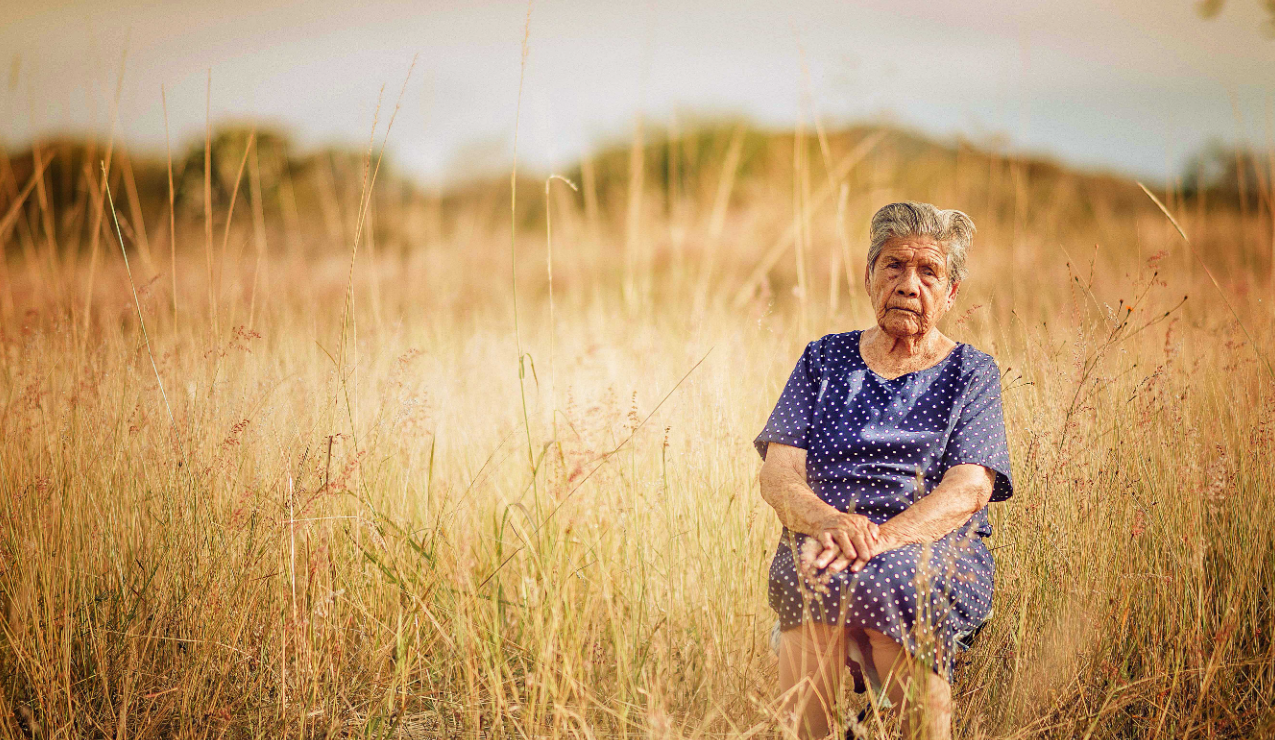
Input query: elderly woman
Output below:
<box><xmin>755</xmin><ymin>202</ymin><xmax>1013</xmax><ymax>739</ymax></box>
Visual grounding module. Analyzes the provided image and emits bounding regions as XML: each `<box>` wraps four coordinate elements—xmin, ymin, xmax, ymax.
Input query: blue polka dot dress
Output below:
<box><xmin>755</xmin><ymin>330</ymin><xmax>1014</xmax><ymax>679</ymax></box>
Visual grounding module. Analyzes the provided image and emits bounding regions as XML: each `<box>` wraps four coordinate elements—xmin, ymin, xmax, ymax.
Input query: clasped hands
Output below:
<box><xmin>797</xmin><ymin>512</ymin><xmax>888</xmax><ymax>594</ymax></box>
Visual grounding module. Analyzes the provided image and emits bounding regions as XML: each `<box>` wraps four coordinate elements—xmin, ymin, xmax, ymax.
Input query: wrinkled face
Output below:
<box><xmin>864</xmin><ymin>236</ymin><xmax>960</xmax><ymax>339</ymax></box>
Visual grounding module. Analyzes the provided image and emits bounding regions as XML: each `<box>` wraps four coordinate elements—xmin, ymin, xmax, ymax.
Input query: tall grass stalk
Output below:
<box><xmin>162</xmin><ymin>85</ymin><xmax>178</xmax><ymax>327</ymax></box>
<box><xmin>510</xmin><ymin>1</ymin><xmax>536</xmax><ymax>475</ymax></box>
<box><xmin>544</xmin><ymin>174</ymin><xmax>579</xmax><ymax>446</ymax></box>
<box><xmin>102</xmin><ymin>162</ymin><xmax>177</xmax><ymax>440</ymax></box>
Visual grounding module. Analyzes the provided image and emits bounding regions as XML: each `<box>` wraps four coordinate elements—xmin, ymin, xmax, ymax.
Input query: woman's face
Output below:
<box><xmin>865</xmin><ymin>235</ymin><xmax>960</xmax><ymax>339</ymax></box>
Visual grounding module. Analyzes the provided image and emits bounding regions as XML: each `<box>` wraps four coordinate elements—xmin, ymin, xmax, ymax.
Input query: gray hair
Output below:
<box><xmin>867</xmin><ymin>202</ymin><xmax>975</xmax><ymax>284</ymax></box>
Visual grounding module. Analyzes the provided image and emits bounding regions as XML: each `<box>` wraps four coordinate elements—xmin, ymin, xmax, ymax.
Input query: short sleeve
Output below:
<box><xmin>942</xmin><ymin>360</ymin><xmax>1014</xmax><ymax>502</ymax></box>
<box><xmin>753</xmin><ymin>340</ymin><xmax>823</xmax><ymax>460</ymax></box>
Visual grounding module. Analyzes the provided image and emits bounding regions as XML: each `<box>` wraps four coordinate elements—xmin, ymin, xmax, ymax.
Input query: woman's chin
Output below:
<box><xmin>879</xmin><ymin>315</ymin><xmax>926</xmax><ymax>338</ymax></box>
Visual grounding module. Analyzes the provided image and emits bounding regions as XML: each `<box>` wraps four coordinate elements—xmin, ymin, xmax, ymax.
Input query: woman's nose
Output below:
<box><xmin>895</xmin><ymin>271</ymin><xmax>921</xmax><ymax>296</ymax></box>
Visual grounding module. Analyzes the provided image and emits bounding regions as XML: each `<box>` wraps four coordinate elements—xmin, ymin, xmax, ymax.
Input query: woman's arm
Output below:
<box><xmin>759</xmin><ymin>442</ymin><xmax>879</xmax><ymax>574</ymax></box>
<box><xmin>875</xmin><ymin>464</ymin><xmax>995</xmax><ymax>551</ymax></box>
<box><xmin>758</xmin><ymin>442</ymin><xmax>830</xmax><ymax>535</ymax></box>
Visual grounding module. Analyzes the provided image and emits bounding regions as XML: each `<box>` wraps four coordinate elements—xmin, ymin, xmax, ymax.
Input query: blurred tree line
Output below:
<box><xmin>1183</xmin><ymin>142</ymin><xmax>1274</xmax><ymax>210</ymax></box>
<box><xmin>1</xmin><ymin>121</ymin><xmax>1271</xmax><ymax>255</ymax></box>
<box><xmin>0</xmin><ymin>126</ymin><xmax>394</xmax><ymax>218</ymax></box>
<box><xmin>1197</xmin><ymin>0</ymin><xmax>1275</xmax><ymax>36</ymax></box>
<box><xmin>0</xmin><ymin>126</ymin><xmax>438</xmax><ymax>257</ymax></box>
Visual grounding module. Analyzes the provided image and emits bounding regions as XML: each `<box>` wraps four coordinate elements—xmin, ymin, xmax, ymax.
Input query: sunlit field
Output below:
<box><xmin>1</xmin><ymin>116</ymin><xmax>1273</xmax><ymax>739</ymax></box>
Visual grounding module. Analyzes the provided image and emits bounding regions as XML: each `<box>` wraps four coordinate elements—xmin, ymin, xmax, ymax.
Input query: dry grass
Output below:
<box><xmin>1</xmin><ymin>122</ymin><xmax>1274</xmax><ymax>739</ymax></box>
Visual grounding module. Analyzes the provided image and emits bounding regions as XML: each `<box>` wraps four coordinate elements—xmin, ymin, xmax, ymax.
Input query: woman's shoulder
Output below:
<box><xmin>948</xmin><ymin>341</ymin><xmax>1001</xmax><ymax>381</ymax></box>
<box><xmin>804</xmin><ymin>330</ymin><xmax>864</xmax><ymax>368</ymax></box>
<box><xmin>810</xmin><ymin>329</ymin><xmax>862</xmax><ymax>350</ymax></box>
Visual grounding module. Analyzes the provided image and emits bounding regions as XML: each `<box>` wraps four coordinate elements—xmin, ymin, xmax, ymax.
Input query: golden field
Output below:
<box><xmin>1</xmin><ymin>119</ymin><xmax>1273</xmax><ymax>738</ymax></box>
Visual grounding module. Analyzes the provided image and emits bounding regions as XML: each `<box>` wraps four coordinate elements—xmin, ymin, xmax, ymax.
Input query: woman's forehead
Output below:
<box><xmin>880</xmin><ymin>236</ymin><xmax>947</xmax><ymax>261</ymax></box>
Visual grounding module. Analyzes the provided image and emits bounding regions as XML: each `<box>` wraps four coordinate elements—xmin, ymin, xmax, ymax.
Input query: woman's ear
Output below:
<box><xmin>947</xmin><ymin>280</ymin><xmax>961</xmax><ymax>308</ymax></box>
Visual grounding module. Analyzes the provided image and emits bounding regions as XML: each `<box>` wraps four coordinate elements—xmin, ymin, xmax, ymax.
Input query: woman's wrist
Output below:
<box><xmin>874</xmin><ymin>522</ymin><xmax>917</xmax><ymax>552</ymax></box>
<box><xmin>797</xmin><ymin>502</ymin><xmax>850</xmax><ymax>538</ymax></box>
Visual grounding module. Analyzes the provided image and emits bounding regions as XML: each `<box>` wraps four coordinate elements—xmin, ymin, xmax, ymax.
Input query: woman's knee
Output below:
<box><xmin>780</xmin><ymin>622</ymin><xmax>847</xmax><ymax>658</ymax></box>
<box><xmin>778</xmin><ymin>623</ymin><xmax>848</xmax><ymax>686</ymax></box>
<box><xmin>864</xmin><ymin>628</ymin><xmax>904</xmax><ymax>668</ymax></box>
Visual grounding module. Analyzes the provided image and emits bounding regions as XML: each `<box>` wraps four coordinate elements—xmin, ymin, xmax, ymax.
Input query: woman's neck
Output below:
<box><xmin>860</xmin><ymin>326</ymin><xmax>955</xmax><ymax>379</ymax></box>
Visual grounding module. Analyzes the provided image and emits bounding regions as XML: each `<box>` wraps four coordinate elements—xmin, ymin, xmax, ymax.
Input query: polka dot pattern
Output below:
<box><xmin>755</xmin><ymin>330</ymin><xmax>1014</xmax><ymax>679</ymax></box>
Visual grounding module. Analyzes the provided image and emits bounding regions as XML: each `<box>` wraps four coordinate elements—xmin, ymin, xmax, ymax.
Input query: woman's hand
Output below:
<box><xmin>796</xmin><ymin>465</ymin><xmax>996</xmax><ymax>593</ymax></box>
<box><xmin>796</xmin><ymin>512</ymin><xmax>880</xmax><ymax>593</ymax></box>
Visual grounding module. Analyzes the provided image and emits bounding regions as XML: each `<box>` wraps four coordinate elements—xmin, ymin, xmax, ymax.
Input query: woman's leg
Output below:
<box><xmin>777</xmin><ymin>623</ymin><xmax>847</xmax><ymax>739</ymax></box>
<box><xmin>865</xmin><ymin>629</ymin><xmax>952</xmax><ymax>740</ymax></box>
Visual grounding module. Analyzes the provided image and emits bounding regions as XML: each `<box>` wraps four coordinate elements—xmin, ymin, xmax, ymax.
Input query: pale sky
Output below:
<box><xmin>3</xmin><ymin>0</ymin><xmax>1273</xmax><ymax>184</ymax></box>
